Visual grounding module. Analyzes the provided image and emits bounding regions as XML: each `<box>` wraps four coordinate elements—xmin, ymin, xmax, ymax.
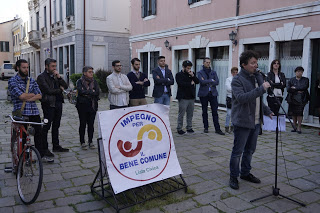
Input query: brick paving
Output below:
<box><xmin>0</xmin><ymin>84</ymin><xmax>319</xmax><ymax>212</ymax></box>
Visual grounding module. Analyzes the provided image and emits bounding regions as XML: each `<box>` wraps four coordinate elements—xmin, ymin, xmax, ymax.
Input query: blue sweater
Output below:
<box><xmin>127</xmin><ymin>71</ymin><xmax>150</xmax><ymax>99</ymax></box>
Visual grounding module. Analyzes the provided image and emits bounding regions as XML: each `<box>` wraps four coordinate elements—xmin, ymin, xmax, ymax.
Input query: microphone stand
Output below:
<box><xmin>250</xmin><ymin>74</ymin><xmax>306</xmax><ymax>207</ymax></box>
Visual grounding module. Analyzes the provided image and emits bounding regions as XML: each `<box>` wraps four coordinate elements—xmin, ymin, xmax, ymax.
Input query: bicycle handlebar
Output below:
<box><xmin>6</xmin><ymin>115</ymin><xmax>47</xmax><ymax>126</ymax></box>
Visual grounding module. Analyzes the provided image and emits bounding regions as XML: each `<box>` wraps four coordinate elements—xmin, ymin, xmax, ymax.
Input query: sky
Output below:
<box><xmin>0</xmin><ymin>0</ymin><xmax>28</xmax><ymax>23</ymax></box>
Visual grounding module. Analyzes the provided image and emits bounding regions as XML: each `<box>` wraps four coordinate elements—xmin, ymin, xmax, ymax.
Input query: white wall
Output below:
<box><xmin>85</xmin><ymin>0</ymin><xmax>130</xmax><ymax>33</ymax></box>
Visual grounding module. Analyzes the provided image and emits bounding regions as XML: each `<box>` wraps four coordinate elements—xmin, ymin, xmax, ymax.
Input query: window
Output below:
<box><xmin>66</xmin><ymin>0</ymin><xmax>74</xmax><ymax>17</ymax></box>
<box><xmin>60</xmin><ymin>0</ymin><xmax>63</xmax><ymax>21</ymax></box>
<box><xmin>53</xmin><ymin>0</ymin><xmax>57</xmax><ymax>23</ymax></box>
<box><xmin>0</xmin><ymin>41</ymin><xmax>9</xmax><ymax>52</ymax></box>
<box><xmin>141</xmin><ymin>0</ymin><xmax>156</xmax><ymax>18</ymax></box>
<box><xmin>188</xmin><ymin>0</ymin><xmax>211</xmax><ymax>8</ymax></box>
<box><xmin>44</xmin><ymin>6</ymin><xmax>47</xmax><ymax>28</ymax></box>
<box><xmin>36</xmin><ymin>12</ymin><xmax>40</xmax><ymax>31</ymax></box>
<box><xmin>59</xmin><ymin>47</ymin><xmax>63</xmax><ymax>74</ymax></box>
<box><xmin>188</xmin><ymin>0</ymin><xmax>204</xmax><ymax>4</ymax></box>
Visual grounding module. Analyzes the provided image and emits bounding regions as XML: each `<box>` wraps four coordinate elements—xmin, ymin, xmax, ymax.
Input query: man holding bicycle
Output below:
<box><xmin>8</xmin><ymin>59</ymin><xmax>54</xmax><ymax>163</ymax></box>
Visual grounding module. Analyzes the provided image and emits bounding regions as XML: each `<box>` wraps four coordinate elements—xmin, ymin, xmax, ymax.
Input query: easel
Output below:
<box><xmin>90</xmin><ymin>138</ymin><xmax>188</xmax><ymax>213</ymax></box>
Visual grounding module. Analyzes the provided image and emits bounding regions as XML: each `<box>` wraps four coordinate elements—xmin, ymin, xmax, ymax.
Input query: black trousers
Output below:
<box><xmin>23</xmin><ymin>115</ymin><xmax>45</xmax><ymax>157</ymax></box>
<box><xmin>77</xmin><ymin>103</ymin><xmax>97</xmax><ymax>144</ymax></box>
<box><xmin>110</xmin><ymin>105</ymin><xmax>128</xmax><ymax>110</ymax></box>
<box><xmin>199</xmin><ymin>93</ymin><xmax>221</xmax><ymax>131</ymax></box>
<box><xmin>41</xmin><ymin>102</ymin><xmax>63</xmax><ymax>149</ymax></box>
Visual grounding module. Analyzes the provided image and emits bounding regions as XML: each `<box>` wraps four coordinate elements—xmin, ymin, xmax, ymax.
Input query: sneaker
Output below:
<box><xmin>177</xmin><ymin>130</ymin><xmax>186</xmax><ymax>135</ymax></box>
<box><xmin>225</xmin><ymin>127</ymin><xmax>229</xmax><ymax>133</ymax></box>
<box><xmin>230</xmin><ymin>126</ymin><xmax>234</xmax><ymax>133</ymax></box>
<box><xmin>187</xmin><ymin>129</ymin><xmax>195</xmax><ymax>134</ymax></box>
<box><xmin>42</xmin><ymin>156</ymin><xmax>54</xmax><ymax>164</ymax></box>
<box><xmin>215</xmin><ymin>130</ymin><xmax>225</xmax><ymax>135</ymax></box>
<box><xmin>240</xmin><ymin>173</ymin><xmax>261</xmax><ymax>183</ymax></box>
<box><xmin>229</xmin><ymin>177</ymin><xmax>239</xmax><ymax>190</ymax></box>
<box><xmin>204</xmin><ymin>129</ymin><xmax>209</xmax><ymax>133</ymax></box>
<box><xmin>44</xmin><ymin>149</ymin><xmax>54</xmax><ymax>157</ymax></box>
<box><xmin>89</xmin><ymin>143</ymin><xmax>96</xmax><ymax>149</ymax></box>
<box><xmin>291</xmin><ymin>129</ymin><xmax>297</xmax><ymax>132</ymax></box>
<box><xmin>81</xmin><ymin>143</ymin><xmax>88</xmax><ymax>150</ymax></box>
<box><xmin>53</xmin><ymin>145</ymin><xmax>69</xmax><ymax>152</ymax></box>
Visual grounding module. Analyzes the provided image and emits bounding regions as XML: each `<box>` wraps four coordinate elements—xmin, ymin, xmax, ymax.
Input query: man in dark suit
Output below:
<box><xmin>197</xmin><ymin>57</ymin><xmax>225</xmax><ymax>135</ymax></box>
<box><xmin>152</xmin><ymin>56</ymin><xmax>174</xmax><ymax>105</ymax></box>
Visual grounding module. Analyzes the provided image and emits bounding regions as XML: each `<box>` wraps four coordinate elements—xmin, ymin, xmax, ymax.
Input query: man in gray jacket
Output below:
<box><xmin>229</xmin><ymin>50</ymin><xmax>273</xmax><ymax>190</ymax></box>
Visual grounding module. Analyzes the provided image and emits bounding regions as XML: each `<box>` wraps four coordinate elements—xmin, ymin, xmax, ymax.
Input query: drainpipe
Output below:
<box><xmin>83</xmin><ymin>0</ymin><xmax>86</xmax><ymax>67</ymax></box>
<box><xmin>49</xmin><ymin>0</ymin><xmax>53</xmax><ymax>58</ymax></box>
<box><xmin>236</xmin><ymin>0</ymin><xmax>240</xmax><ymax>16</ymax></box>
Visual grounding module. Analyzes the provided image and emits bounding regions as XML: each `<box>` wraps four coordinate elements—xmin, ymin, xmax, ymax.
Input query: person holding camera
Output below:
<box><xmin>176</xmin><ymin>60</ymin><xmax>199</xmax><ymax>135</ymax></box>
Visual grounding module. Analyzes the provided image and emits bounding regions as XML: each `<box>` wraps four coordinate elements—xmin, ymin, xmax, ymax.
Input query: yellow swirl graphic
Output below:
<box><xmin>137</xmin><ymin>124</ymin><xmax>162</xmax><ymax>141</ymax></box>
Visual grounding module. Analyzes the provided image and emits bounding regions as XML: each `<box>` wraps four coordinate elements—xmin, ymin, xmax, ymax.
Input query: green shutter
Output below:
<box><xmin>141</xmin><ymin>0</ymin><xmax>145</xmax><ymax>18</ymax></box>
<box><xmin>152</xmin><ymin>0</ymin><xmax>156</xmax><ymax>15</ymax></box>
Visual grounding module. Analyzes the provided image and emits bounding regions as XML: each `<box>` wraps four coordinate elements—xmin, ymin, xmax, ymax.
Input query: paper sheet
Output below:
<box><xmin>262</xmin><ymin>115</ymin><xmax>286</xmax><ymax>132</ymax></box>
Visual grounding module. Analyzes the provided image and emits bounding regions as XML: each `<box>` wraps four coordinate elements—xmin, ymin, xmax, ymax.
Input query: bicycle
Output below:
<box><xmin>4</xmin><ymin>115</ymin><xmax>47</xmax><ymax>205</ymax></box>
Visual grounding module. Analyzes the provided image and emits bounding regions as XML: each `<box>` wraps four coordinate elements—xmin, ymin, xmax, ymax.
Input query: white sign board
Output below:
<box><xmin>98</xmin><ymin>104</ymin><xmax>182</xmax><ymax>194</ymax></box>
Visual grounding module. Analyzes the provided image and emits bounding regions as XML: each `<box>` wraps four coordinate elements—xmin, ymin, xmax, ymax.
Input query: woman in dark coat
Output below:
<box><xmin>76</xmin><ymin>66</ymin><xmax>100</xmax><ymax>149</ymax></box>
<box><xmin>287</xmin><ymin>66</ymin><xmax>309</xmax><ymax>134</ymax></box>
<box><xmin>267</xmin><ymin>59</ymin><xmax>286</xmax><ymax>115</ymax></box>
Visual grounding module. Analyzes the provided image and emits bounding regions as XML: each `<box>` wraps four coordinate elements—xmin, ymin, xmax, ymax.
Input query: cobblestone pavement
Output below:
<box><xmin>0</xmin><ymin>91</ymin><xmax>319</xmax><ymax>212</ymax></box>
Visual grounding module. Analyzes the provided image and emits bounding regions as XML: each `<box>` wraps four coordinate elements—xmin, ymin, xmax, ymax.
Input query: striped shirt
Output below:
<box><xmin>8</xmin><ymin>74</ymin><xmax>41</xmax><ymax>116</ymax></box>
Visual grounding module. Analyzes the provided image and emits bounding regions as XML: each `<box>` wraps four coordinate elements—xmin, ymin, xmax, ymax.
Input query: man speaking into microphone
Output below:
<box><xmin>229</xmin><ymin>50</ymin><xmax>273</xmax><ymax>190</ymax></box>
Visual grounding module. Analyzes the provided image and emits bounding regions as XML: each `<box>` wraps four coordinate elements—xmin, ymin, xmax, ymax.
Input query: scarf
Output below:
<box><xmin>203</xmin><ymin>65</ymin><xmax>211</xmax><ymax>79</ymax></box>
<box><xmin>81</xmin><ymin>75</ymin><xmax>95</xmax><ymax>109</ymax></box>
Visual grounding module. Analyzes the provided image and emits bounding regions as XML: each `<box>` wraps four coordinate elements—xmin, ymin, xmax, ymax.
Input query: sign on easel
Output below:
<box><xmin>98</xmin><ymin>104</ymin><xmax>182</xmax><ymax>194</ymax></box>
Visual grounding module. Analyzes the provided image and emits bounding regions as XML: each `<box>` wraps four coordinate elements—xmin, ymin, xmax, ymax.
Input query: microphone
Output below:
<box><xmin>256</xmin><ymin>68</ymin><xmax>267</xmax><ymax>78</ymax></box>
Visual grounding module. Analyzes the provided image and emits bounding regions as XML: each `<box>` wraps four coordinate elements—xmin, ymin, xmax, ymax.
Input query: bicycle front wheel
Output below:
<box><xmin>17</xmin><ymin>146</ymin><xmax>43</xmax><ymax>205</ymax></box>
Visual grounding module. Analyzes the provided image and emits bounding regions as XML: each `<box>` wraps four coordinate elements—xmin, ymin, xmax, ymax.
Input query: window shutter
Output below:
<box><xmin>188</xmin><ymin>0</ymin><xmax>194</xmax><ymax>5</ymax></box>
<box><xmin>5</xmin><ymin>42</ymin><xmax>9</xmax><ymax>52</ymax></box>
<box><xmin>71</xmin><ymin>0</ymin><xmax>74</xmax><ymax>16</ymax></box>
<box><xmin>0</xmin><ymin>42</ymin><xmax>3</xmax><ymax>52</ymax></box>
<box><xmin>151</xmin><ymin>0</ymin><xmax>157</xmax><ymax>15</ymax></box>
<box><xmin>66</xmin><ymin>0</ymin><xmax>70</xmax><ymax>17</ymax></box>
<box><xmin>141</xmin><ymin>0</ymin><xmax>145</xmax><ymax>18</ymax></box>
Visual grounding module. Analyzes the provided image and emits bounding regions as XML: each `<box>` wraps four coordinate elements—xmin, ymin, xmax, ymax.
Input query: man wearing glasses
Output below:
<box><xmin>106</xmin><ymin>60</ymin><xmax>132</xmax><ymax>110</ymax></box>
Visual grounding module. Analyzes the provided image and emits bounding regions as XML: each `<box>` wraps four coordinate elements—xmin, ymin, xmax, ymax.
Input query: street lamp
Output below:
<box><xmin>229</xmin><ymin>31</ymin><xmax>238</xmax><ymax>46</ymax></box>
<box><xmin>164</xmin><ymin>40</ymin><xmax>171</xmax><ymax>51</ymax></box>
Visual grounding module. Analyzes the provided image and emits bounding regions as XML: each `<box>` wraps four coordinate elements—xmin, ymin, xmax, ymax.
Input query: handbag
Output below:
<box><xmin>226</xmin><ymin>97</ymin><xmax>232</xmax><ymax>109</ymax></box>
<box><xmin>285</xmin><ymin>93</ymin><xmax>293</xmax><ymax>104</ymax></box>
<box><xmin>12</xmin><ymin>78</ymin><xmax>30</xmax><ymax>117</ymax></box>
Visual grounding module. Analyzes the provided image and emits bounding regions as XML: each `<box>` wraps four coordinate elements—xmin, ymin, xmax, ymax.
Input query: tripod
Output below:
<box><xmin>250</xmin><ymin>96</ymin><xmax>306</xmax><ymax>207</ymax></box>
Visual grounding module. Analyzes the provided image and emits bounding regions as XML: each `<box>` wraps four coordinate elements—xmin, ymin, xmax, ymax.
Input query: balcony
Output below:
<box><xmin>51</xmin><ymin>21</ymin><xmax>64</xmax><ymax>35</ymax></box>
<box><xmin>28</xmin><ymin>30</ymin><xmax>41</xmax><ymax>49</ymax></box>
<box><xmin>41</xmin><ymin>27</ymin><xmax>47</xmax><ymax>38</ymax></box>
<box><xmin>33</xmin><ymin>0</ymin><xmax>39</xmax><ymax>8</ymax></box>
<box><xmin>66</xmin><ymin>16</ymin><xmax>75</xmax><ymax>29</ymax></box>
<box><xmin>28</xmin><ymin>0</ymin><xmax>33</xmax><ymax>11</ymax></box>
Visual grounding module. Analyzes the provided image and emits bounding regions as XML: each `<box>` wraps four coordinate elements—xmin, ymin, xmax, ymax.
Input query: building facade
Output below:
<box><xmin>130</xmin><ymin>0</ymin><xmax>320</xmax><ymax>124</ymax></box>
<box><xmin>0</xmin><ymin>19</ymin><xmax>16</xmax><ymax>65</ymax></box>
<box><xmin>26</xmin><ymin>0</ymin><xmax>131</xmax><ymax>82</ymax></box>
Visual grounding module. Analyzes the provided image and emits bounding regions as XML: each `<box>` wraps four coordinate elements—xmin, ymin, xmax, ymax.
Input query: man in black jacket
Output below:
<box><xmin>176</xmin><ymin>60</ymin><xmax>199</xmax><ymax>135</ymax></box>
<box><xmin>152</xmin><ymin>56</ymin><xmax>174</xmax><ymax>105</ymax></box>
<box><xmin>37</xmin><ymin>58</ymin><xmax>69</xmax><ymax>155</ymax></box>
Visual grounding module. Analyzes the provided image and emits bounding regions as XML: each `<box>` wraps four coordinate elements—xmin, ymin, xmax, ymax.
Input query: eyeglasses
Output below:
<box><xmin>115</xmin><ymin>65</ymin><xmax>123</xmax><ymax>67</ymax></box>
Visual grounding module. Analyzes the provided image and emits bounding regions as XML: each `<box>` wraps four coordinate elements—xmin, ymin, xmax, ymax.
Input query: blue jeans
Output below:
<box><xmin>225</xmin><ymin>108</ymin><xmax>232</xmax><ymax>127</ymax></box>
<box><xmin>199</xmin><ymin>93</ymin><xmax>220</xmax><ymax>131</ymax></box>
<box><xmin>229</xmin><ymin>124</ymin><xmax>260</xmax><ymax>178</ymax></box>
<box><xmin>154</xmin><ymin>93</ymin><xmax>170</xmax><ymax>105</ymax></box>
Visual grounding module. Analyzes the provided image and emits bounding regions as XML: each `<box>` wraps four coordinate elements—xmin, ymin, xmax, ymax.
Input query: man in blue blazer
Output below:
<box><xmin>197</xmin><ymin>57</ymin><xmax>225</xmax><ymax>135</ymax></box>
<box><xmin>152</xmin><ymin>56</ymin><xmax>174</xmax><ymax>105</ymax></box>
